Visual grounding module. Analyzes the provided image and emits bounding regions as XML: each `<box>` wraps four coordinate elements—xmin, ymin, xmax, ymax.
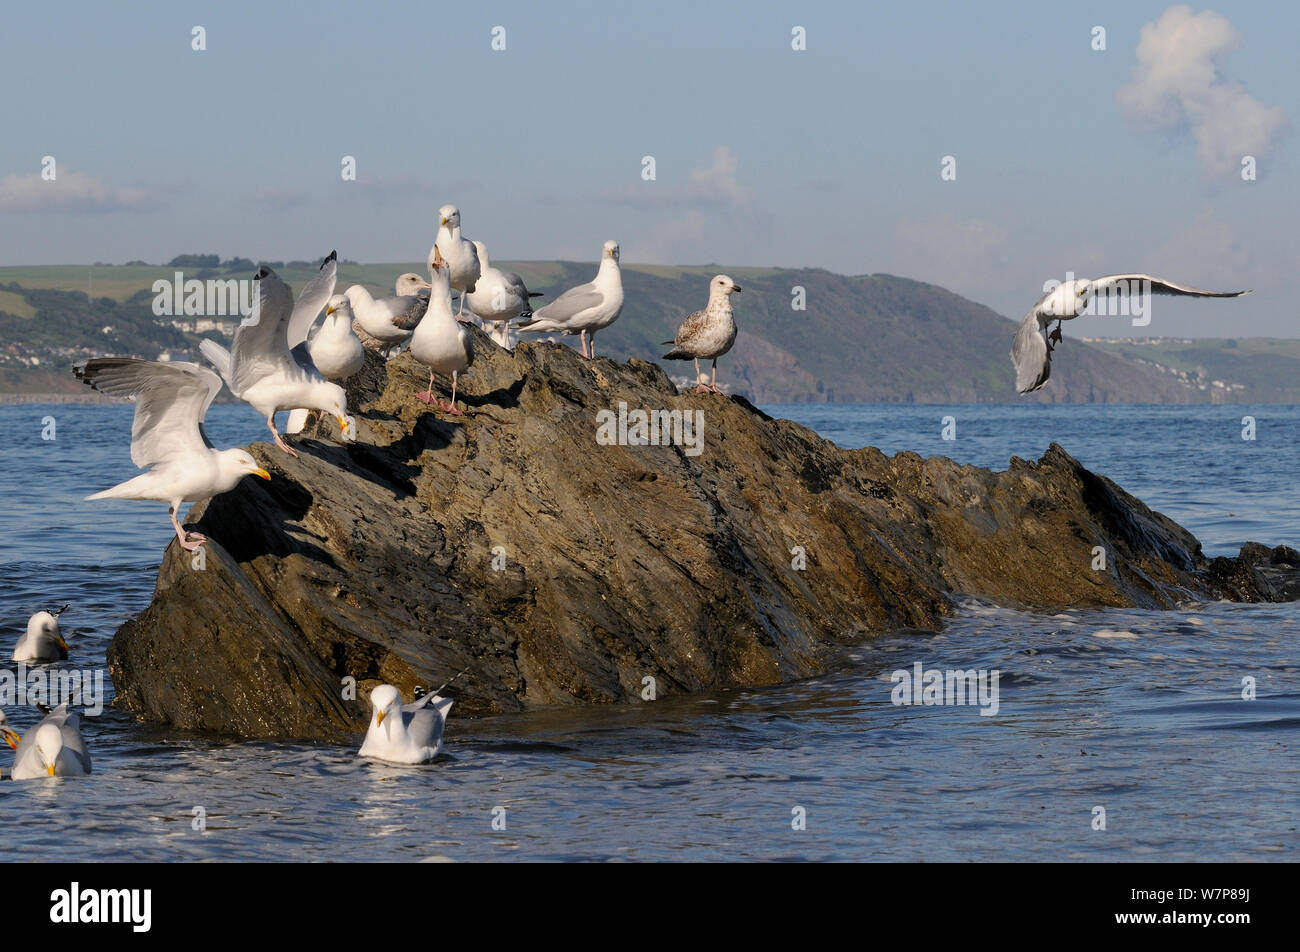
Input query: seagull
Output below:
<box><xmin>358</xmin><ymin>684</ymin><xmax>454</xmax><ymax>765</ymax></box>
<box><xmin>429</xmin><ymin>205</ymin><xmax>479</xmax><ymax>319</ymax></box>
<box><xmin>515</xmin><ymin>241</ymin><xmax>623</xmax><ymax>358</ymax></box>
<box><xmin>409</xmin><ymin>248</ymin><xmax>474</xmax><ymax>413</ymax></box>
<box><xmin>285</xmin><ymin>295</ymin><xmax>365</xmax><ymax>434</ymax></box>
<box><xmin>13</xmin><ymin>605</ymin><xmax>69</xmax><ymax>662</ymax></box>
<box><xmin>199</xmin><ymin>266</ymin><xmax>354</xmax><ymax>457</ymax></box>
<box><xmin>9</xmin><ymin>703</ymin><xmax>92</xmax><ymax>779</ymax></box>
<box><xmin>0</xmin><ymin>711</ymin><xmax>19</xmax><ymax>750</ymax></box>
<box><xmin>1011</xmin><ymin>274</ymin><xmax>1252</xmax><ymax>394</ymax></box>
<box><xmin>464</xmin><ymin>240</ymin><xmax>543</xmax><ymax>350</ymax></box>
<box><xmin>346</xmin><ymin>273</ymin><xmax>431</xmax><ymax>358</ymax></box>
<box><xmin>76</xmin><ymin>358</ymin><xmax>271</xmax><ymax>551</ymax></box>
<box><xmin>663</xmin><ymin>274</ymin><xmax>743</xmax><ymax>393</ymax></box>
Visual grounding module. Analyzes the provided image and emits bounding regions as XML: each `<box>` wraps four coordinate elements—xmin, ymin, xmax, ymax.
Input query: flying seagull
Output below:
<box><xmin>1012</xmin><ymin>274</ymin><xmax>1251</xmax><ymax>394</ymax></box>
<box><xmin>200</xmin><ymin>266</ymin><xmax>354</xmax><ymax>456</ymax></box>
<box><xmin>358</xmin><ymin>683</ymin><xmax>454</xmax><ymax>764</ymax></box>
<box><xmin>663</xmin><ymin>274</ymin><xmax>743</xmax><ymax>393</ymax></box>
<box><xmin>13</xmin><ymin>605</ymin><xmax>70</xmax><ymax>662</ymax></box>
<box><xmin>76</xmin><ymin>358</ymin><xmax>270</xmax><ymax>551</ymax></box>
<box><xmin>515</xmin><ymin>240</ymin><xmax>623</xmax><ymax>358</ymax></box>
<box><xmin>9</xmin><ymin>703</ymin><xmax>92</xmax><ymax>779</ymax></box>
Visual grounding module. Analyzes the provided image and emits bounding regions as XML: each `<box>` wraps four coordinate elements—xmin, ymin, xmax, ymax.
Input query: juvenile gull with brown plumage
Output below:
<box><xmin>663</xmin><ymin>274</ymin><xmax>742</xmax><ymax>394</ymax></box>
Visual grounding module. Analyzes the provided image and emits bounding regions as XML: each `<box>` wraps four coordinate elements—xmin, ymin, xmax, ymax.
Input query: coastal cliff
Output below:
<box><xmin>106</xmin><ymin>330</ymin><xmax>1300</xmax><ymax>739</ymax></box>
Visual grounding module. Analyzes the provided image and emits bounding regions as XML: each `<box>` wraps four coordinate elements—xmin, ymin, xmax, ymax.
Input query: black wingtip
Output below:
<box><xmin>254</xmin><ymin>265</ymin><xmax>272</xmax><ymax>280</ymax></box>
<box><xmin>322</xmin><ymin>250</ymin><xmax>337</xmax><ymax>268</ymax></box>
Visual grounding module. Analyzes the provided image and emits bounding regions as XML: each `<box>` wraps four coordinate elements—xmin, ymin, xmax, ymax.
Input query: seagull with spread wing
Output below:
<box><xmin>75</xmin><ymin>357</ymin><xmax>270</xmax><ymax>551</ymax></box>
<box><xmin>1011</xmin><ymin>274</ymin><xmax>1252</xmax><ymax>394</ymax></box>
<box><xmin>200</xmin><ymin>265</ymin><xmax>354</xmax><ymax>456</ymax></box>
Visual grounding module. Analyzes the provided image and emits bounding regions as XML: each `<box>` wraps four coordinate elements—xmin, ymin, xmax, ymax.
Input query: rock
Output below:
<box><xmin>106</xmin><ymin>330</ymin><xmax>1300</xmax><ymax>739</ymax></box>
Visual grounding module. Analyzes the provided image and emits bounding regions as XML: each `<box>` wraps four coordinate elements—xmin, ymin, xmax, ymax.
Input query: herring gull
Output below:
<box><xmin>429</xmin><ymin>205</ymin><xmax>479</xmax><ymax>318</ymax></box>
<box><xmin>347</xmin><ymin>273</ymin><xmax>430</xmax><ymax>357</ymax></box>
<box><xmin>9</xmin><ymin>703</ymin><xmax>92</xmax><ymax>779</ymax></box>
<box><xmin>464</xmin><ymin>240</ymin><xmax>543</xmax><ymax>350</ymax></box>
<box><xmin>663</xmin><ymin>274</ymin><xmax>742</xmax><ymax>393</ymax></box>
<box><xmin>409</xmin><ymin>248</ymin><xmax>474</xmax><ymax>413</ymax></box>
<box><xmin>358</xmin><ymin>684</ymin><xmax>454</xmax><ymax>764</ymax></box>
<box><xmin>515</xmin><ymin>240</ymin><xmax>623</xmax><ymax>358</ymax></box>
<box><xmin>12</xmin><ymin>605</ymin><xmax>69</xmax><ymax>662</ymax></box>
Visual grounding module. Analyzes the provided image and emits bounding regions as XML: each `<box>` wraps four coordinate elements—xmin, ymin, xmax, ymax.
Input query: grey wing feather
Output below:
<box><xmin>230</xmin><ymin>271</ymin><xmax>296</xmax><ymax>394</ymax></box>
<box><xmin>1011</xmin><ymin>310</ymin><xmax>1051</xmax><ymax>394</ymax></box>
<box><xmin>74</xmin><ymin>358</ymin><xmax>222</xmax><ymax>467</ymax></box>
<box><xmin>520</xmin><ymin>284</ymin><xmax>602</xmax><ymax>328</ymax></box>
<box><xmin>288</xmin><ymin>252</ymin><xmax>338</xmax><ymax>348</ymax></box>
<box><xmin>383</xmin><ymin>294</ymin><xmax>428</xmax><ymax>331</ymax></box>
<box><xmin>1090</xmin><ymin>274</ymin><xmax>1252</xmax><ymax>299</ymax></box>
<box><xmin>401</xmin><ymin>694</ymin><xmax>454</xmax><ymax>749</ymax></box>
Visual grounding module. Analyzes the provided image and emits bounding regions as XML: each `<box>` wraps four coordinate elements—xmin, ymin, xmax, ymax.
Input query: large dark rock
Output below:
<box><xmin>106</xmin><ymin>330</ymin><xmax>1300</xmax><ymax>739</ymax></box>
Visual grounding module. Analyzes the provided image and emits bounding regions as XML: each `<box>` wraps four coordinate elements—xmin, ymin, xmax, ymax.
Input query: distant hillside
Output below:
<box><xmin>0</xmin><ymin>261</ymin><xmax>1292</xmax><ymax>403</ymax></box>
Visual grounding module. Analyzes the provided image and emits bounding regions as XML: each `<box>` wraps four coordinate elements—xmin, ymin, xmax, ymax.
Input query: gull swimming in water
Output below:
<box><xmin>1012</xmin><ymin>274</ymin><xmax>1251</xmax><ymax>394</ymax></box>
<box><xmin>0</xmin><ymin>711</ymin><xmax>19</xmax><ymax>751</ymax></box>
<box><xmin>13</xmin><ymin>605</ymin><xmax>69</xmax><ymax>662</ymax></box>
<box><xmin>347</xmin><ymin>273</ymin><xmax>431</xmax><ymax>357</ymax></box>
<box><xmin>663</xmin><ymin>274</ymin><xmax>743</xmax><ymax>393</ymax></box>
<box><xmin>464</xmin><ymin>240</ymin><xmax>543</xmax><ymax>350</ymax></box>
<box><xmin>515</xmin><ymin>240</ymin><xmax>623</xmax><ymax>358</ymax></box>
<box><xmin>409</xmin><ymin>248</ymin><xmax>474</xmax><ymax>412</ymax></box>
<box><xmin>429</xmin><ymin>205</ymin><xmax>479</xmax><ymax>319</ymax></box>
<box><xmin>9</xmin><ymin>703</ymin><xmax>92</xmax><ymax>779</ymax></box>
<box><xmin>358</xmin><ymin>684</ymin><xmax>454</xmax><ymax>764</ymax></box>
<box><xmin>200</xmin><ymin>267</ymin><xmax>354</xmax><ymax>456</ymax></box>
<box><xmin>76</xmin><ymin>358</ymin><xmax>271</xmax><ymax>551</ymax></box>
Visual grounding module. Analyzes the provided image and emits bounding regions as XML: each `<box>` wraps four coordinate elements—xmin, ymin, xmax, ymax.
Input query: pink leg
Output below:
<box><xmin>692</xmin><ymin>357</ymin><xmax>710</xmax><ymax>394</ymax></box>
<box><xmin>416</xmin><ymin>371</ymin><xmax>436</xmax><ymax>404</ymax></box>
<box><xmin>170</xmin><ymin>506</ymin><xmax>205</xmax><ymax>552</ymax></box>
<box><xmin>588</xmin><ymin>333</ymin><xmax>597</xmax><ymax>359</ymax></box>
<box><xmin>442</xmin><ymin>371</ymin><xmax>463</xmax><ymax>414</ymax></box>
<box><xmin>269</xmin><ymin>416</ymin><xmax>298</xmax><ymax>457</ymax></box>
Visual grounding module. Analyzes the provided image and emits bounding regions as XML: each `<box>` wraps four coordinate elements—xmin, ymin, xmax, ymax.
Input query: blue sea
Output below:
<box><xmin>0</xmin><ymin>402</ymin><xmax>1296</xmax><ymax>861</ymax></box>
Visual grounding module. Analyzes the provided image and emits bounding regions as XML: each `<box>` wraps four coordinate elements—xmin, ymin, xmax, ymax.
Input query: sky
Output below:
<box><xmin>0</xmin><ymin>0</ymin><xmax>1295</xmax><ymax>336</ymax></box>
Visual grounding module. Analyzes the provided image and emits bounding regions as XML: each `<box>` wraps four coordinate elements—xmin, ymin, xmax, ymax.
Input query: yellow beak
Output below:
<box><xmin>1</xmin><ymin>730</ymin><xmax>18</xmax><ymax>750</ymax></box>
<box><xmin>47</xmin><ymin>764</ymin><xmax>56</xmax><ymax>776</ymax></box>
<box><xmin>376</xmin><ymin>710</ymin><xmax>385</xmax><ymax>726</ymax></box>
<box><xmin>337</xmin><ymin>416</ymin><xmax>349</xmax><ymax>431</ymax></box>
<box><xmin>252</xmin><ymin>467</ymin><xmax>271</xmax><ymax>480</ymax></box>
<box><xmin>326</xmin><ymin>306</ymin><xmax>336</xmax><ymax>315</ymax></box>
<box><xmin>440</xmin><ymin>217</ymin><xmax>449</xmax><ymax>226</ymax></box>
<box><xmin>56</xmin><ymin>636</ymin><xmax>69</xmax><ymax>651</ymax></box>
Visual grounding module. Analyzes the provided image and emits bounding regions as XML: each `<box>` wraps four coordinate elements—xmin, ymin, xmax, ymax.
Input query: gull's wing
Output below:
<box><xmin>379</xmin><ymin>293</ymin><xmax>429</xmax><ymax>332</ymax></box>
<box><xmin>11</xmin><ymin>703</ymin><xmax>91</xmax><ymax>776</ymax></box>
<box><xmin>401</xmin><ymin>693</ymin><xmax>454</xmax><ymax>750</ymax></box>
<box><xmin>74</xmin><ymin>358</ymin><xmax>222</xmax><ymax>468</ymax></box>
<box><xmin>230</xmin><ymin>268</ymin><xmax>296</xmax><ymax>394</ymax></box>
<box><xmin>672</xmin><ymin>307</ymin><xmax>712</xmax><ymax>349</ymax></box>
<box><xmin>519</xmin><ymin>283</ymin><xmax>602</xmax><ymax>328</ymax></box>
<box><xmin>1011</xmin><ymin>310</ymin><xmax>1051</xmax><ymax>394</ymax></box>
<box><xmin>1090</xmin><ymin>274</ymin><xmax>1252</xmax><ymax>298</ymax></box>
<box><xmin>287</xmin><ymin>251</ymin><xmax>338</xmax><ymax>348</ymax></box>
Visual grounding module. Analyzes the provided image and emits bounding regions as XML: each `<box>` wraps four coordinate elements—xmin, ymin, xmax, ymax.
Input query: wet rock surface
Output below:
<box><xmin>107</xmin><ymin>331</ymin><xmax>1300</xmax><ymax>739</ymax></box>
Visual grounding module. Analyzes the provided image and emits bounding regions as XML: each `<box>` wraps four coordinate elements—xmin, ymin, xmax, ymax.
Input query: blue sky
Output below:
<box><xmin>0</xmin><ymin>0</ymin><xmax>1294</xmax><ymax>335</ymax></box>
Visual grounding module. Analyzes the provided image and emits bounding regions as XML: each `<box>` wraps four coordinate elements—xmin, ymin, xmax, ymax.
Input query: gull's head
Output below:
<box><xmin>229</xmin><ymin>450</ymin><xmax>271</xmax><ymax>482</ymax></box>
<box><xmin>603</xmin><ymin>240</ymin><xmax>620</xmax><ymax>262</ymax></box>
<box><xmin>0</xmin><ymin>711</ymin><xmax>19</xmax><ymax>750</ymax></box>
<box><xmin>439</xmin><ymin>205</ymin><xmax>460</xmax><ymax>229</ymax></box>
<box><xmin>320</xmin><ymin>387</ymin><xmax>351</xmax><ymax>437</ymax></box>
<box><xmin>324</xmin><ymin>294</ymin><xmax>351</xmax><ymax>320</ymax></box>
<box><xmin>28</xmin><ymin>607</ymin><xmax>69</xmax><ymax>656</ymax></box>
<box><xmin>712</xmin><ymin>274</ymin><xmax>742</xmax><ymax>296</ymax></box>
<box><xmin>1044</xmin><ymin>278</ymin><xmax>1091</xmax><ymax>318</ymax></box>
<box><xmin>370</xmin><ymin>684</ymin><xmax>401</xmax><ymax>726</ymax></box>
<box><xmin>395</xmin><ymin>273</ymin><xmax>432</xmax><ymax>296</ymax></box>
<box><xmin>34</xmin><ymin>722</ymin><xmax>64</xmax><ymax>776</ymax></box>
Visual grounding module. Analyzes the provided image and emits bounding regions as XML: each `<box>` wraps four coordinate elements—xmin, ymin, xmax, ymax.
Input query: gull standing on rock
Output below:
<box><xmin>409</xmin><ymin>248</ymin><xmax>474</xmax><ymax>413</ymax></box>
<box><xmin>9</xmin><ymin>703</ymin><xmax>92</xmax><ymax>779</ymax></box>
<box><xmin>286</xmin><ymin>294</ymin><xmax>366</xmax><ymax>434</ymax></box>
<box><xmin>358</xmin><ymin>684</ymin><xmax>454</xmax><ymax>764</ymax></box>
<box><xmin>13</xmin><ymin>605</ymin><xmax>70</xmax><ymax>662</ymax></box>
<box><xmin>200</xmin><ymin>267</ymin><xmax>355</xmax><ymax>456</ymax></box>
<box><xmin>515</xmin><ymin>240</ymin><xmax>623</xmax><ymax>358</ymax></box>
<box><xmin>76</xmin><ymin>358</ymin><xmax>271</xmax><ymax>551</ymax></box>
<box><xmin>663</xmin><ymin>274</ymin><xmax>742</xmax><ymax>393</ymax></box>
<box><xmin>1011</xmin><ymin>274</ymin><xmax>1252</xmax><ymax>394</ymax></box>
<box><xmin>464</xmin><ymin>240</ymin><xmax>543</xmax><ymax>350</ymax></box>
<box><xmin>347</xmin><ymin>273</ymin><xmax>431</xmax><ymax>358</ymax></box>
<box><xmin>429</xmin><ymin>205</ymin><xmax>479</xmax><ymax>319</ymax></box>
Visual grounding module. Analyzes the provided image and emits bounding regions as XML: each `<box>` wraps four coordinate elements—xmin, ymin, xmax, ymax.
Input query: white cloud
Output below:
<box><xmin>0</xmin><ymin>168</ymin><xmax>159</xmax><ymax>213</ymax></box>
<box><xmin>601</xmin><ymin>146</ymin><xmax>749</xmax><ymax>208</ymax></box>
<box><xmin>1117</xmin><ymin>5</ymin><xmax>1287</xmax><ymax>176</ymax></box>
